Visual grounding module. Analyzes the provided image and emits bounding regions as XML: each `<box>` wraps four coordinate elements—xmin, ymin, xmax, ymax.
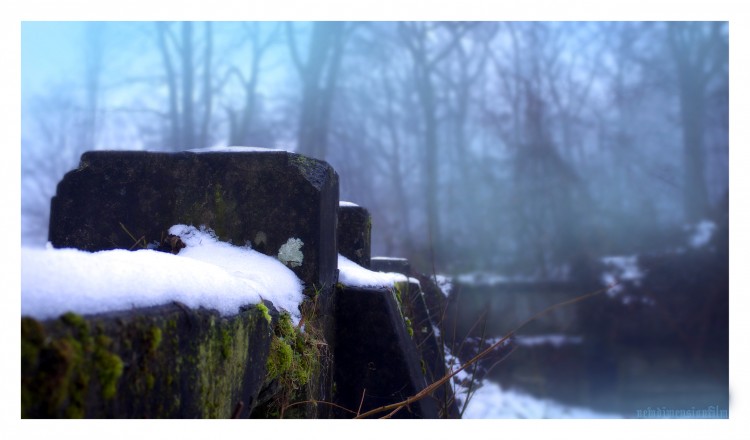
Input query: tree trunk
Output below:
<box><xmin>668</xmin><ymin>22</ymin><xmax>716</xmax><ymax>222</ymax></box>
<box><xmin>181</xmin><ymin>22</ymin><xmax>194</xmax><ymax>150</ymax></box>
<box><xmin>289</xmin><ymin>22</ymin><xmax>347</xmax><ymax>159</ymax></box>
<box><xmin>156</xmin><ymin>22</ymin><xmax>180</xmax><ymax>148</ymax></box>
<box><xmin>199</xmin><ymin>22</ymin><xmax>213</xmax><ymax>149</ymax></box>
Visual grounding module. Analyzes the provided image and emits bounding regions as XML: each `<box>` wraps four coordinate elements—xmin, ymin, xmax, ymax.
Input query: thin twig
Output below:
<box><xmin>119</xmin><ymin>222</ymin><xmax>146</xmax><ymax>250</ymax></box>
<box><xmin>460</xmin><ymin>308</ymin><xmax>490</xmax><ymax>417</ymax></box>
<box><xmin>357</xmin><ymin>388</ymin><xmax>367</xmax><ymax>416</ymax></box>
<box><xmin>284</xmin><ymin>399</ymin><xmax>358</xmax><ymax>416</ymax></box>
<box><xmin>231</xmin><ymin>401</ymin><xmax>244</xmax><ymax>419</ymax></box>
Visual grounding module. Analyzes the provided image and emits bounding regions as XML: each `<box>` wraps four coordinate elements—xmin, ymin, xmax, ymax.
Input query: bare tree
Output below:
<box><xmin>397</xmin><ymin>22</ymin><xmax>474</xmax><ymax>263</ymax></box>
<box><xmin>667</xmin><ymin>22</ymin><xmax>727</xmax><ymax>222</ymax></box>
<box><xmin>483</xmin><ymin>22</ymin><xmax>594</xmax><ymax>274</ymax></box>
<box><xmin>155</xmin><ymin>21</ymin><xmax>214</xmax><ymax>150</ymax></box>
<box><xmin>221</xmin><ymin>23</ymin><xmax>281</xmax><ymax>146</ymax></box>
<box><xmin>286</xmin><ymin>22</ymin><xmax>350</xmax><ymax>159</ymax></box>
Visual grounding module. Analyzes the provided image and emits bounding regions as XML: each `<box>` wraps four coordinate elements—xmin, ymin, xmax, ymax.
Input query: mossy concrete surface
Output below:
<box><xmin>21</xmin><ymin>303</ymin><xmax>273</xmax><ymax>418</ymax></box>
<box><xmin>251</xmin><ymin>297</ymin><xmax>333</xmax><ymax>419</ymax></box>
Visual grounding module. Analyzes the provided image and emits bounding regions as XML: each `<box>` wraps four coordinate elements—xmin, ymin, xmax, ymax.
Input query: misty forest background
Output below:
<box><xmin>21</xmin><ymin>21</ymin><xmax>728</xmax><ymax>278</ymax></box>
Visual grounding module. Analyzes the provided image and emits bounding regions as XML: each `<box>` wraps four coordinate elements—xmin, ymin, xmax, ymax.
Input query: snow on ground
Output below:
<box><xmin>461</xmin><ymin>380</ymin><xmax>622</xmax><ymax>419</ymax></box>
<box><xmin>444</xmin><ymin>338</ymin><xmax>618</xmax><ymax>418</ymax></box>
<box><xmin>337</xmin><ymin>254</ymin><xmax>410</xmax><ymax>288</ymax></box>
<box><xmin>514</xmin><ymin>334</ymin><xmax>583</xmax><ymax>347</ymax></box>
<box><xmin>455</xmin><ymin>271</ymin><xmax>539</xmax><ymax>286</ymax></box>
<box><xmin>21</xmin><ymin>225</ymin><xmax>304</xmax><ymax>323</ymax></box>
<box><xmin>338</xmin><ymin>201</ymin><xmax>360</xmax><ymax>207</ymax></box>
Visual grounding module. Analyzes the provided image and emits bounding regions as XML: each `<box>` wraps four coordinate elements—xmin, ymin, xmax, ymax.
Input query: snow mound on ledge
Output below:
<box><xmin>337</xmin><ymin>254</ymin><xmax>408</xmax><ymax>288</ymax></box>
<box><xmin>22</xmin><ymin>225</ymin><xmax>304</xmax><ymax>322</ymax></box>
<box><xmin>188</xmin><ymin>145</ymin><xmax>287</xmax><ymax>153</ymax></box>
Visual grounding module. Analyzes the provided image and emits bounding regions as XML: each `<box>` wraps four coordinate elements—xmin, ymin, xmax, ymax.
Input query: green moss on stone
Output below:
<box><xmin>278</xmin><ymin>312</ymin><xmax>296</xmax><ymax>339</ymax></box>
<box><xmin>147</xmin><ymin>326</ymin><xmax>163</xmax><ymax>353</ymax></box>
<box><xmin>258</xmin><ymin>309</ymin><xmax>325</xmax><ymax>418</ymax></box>
<box><xmin>221</xmin><ymin>328</ymin><xmax>232</xmax><ymax>359</ymax></box>
<box><xmin>22</xmin><ymin>314</ymin><xmax>125</xmax><ymax>416</ymax></box>
<box><xmin>404</xmin><ymin>316</ymin><xmax>414</xmax><ymax>338</ymax></box>
<box><xmin>61</xmin><ymin>312</ymin><xmax>89</xmax><ymax>336</ymax></box>
<box><xmin>256</xmin><ymin>303</ymin><xmax>272</xmax><ymax>324</ymax></box>
<box><xmin>95</xmin><ymin>347</ymin><xmax>123</xmax><ymax>400</ymax></box>
<box><xmin>267</xmin><ymin>336</ymin><xmax>293</xmax><ymax>380</ymax></box>
<box><xmin>195</xmin><ymin>312</ymin><xmax>259</xmax><ymax>418</ymax></box>
<box><xmin>23</xmin><ymin>304</ymin><xmax>273</xmax><ymax>418</ymax></box>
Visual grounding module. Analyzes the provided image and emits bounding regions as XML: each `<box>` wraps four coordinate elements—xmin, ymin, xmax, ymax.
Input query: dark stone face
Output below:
<box><xmin>48</xmin><ymin>150</ymin><xmax>339</xmax><ymax>290</ymax></box>
<box><xmin>332</xmin><ymin>284</ymin><xmax>440</xmax><ymax>419</ymax></box>
<box><xmin>336</xmin><ymin>205</ymin><xmax>371</xmax><ymax>268</ymax></box>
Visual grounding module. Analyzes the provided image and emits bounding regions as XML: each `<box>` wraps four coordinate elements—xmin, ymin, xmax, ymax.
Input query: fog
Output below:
<box><xmin>21</xmin><ymin>21</ymin><xmax>728</xmax><ymax>272</ymax></box>
<box><xmin>21</xmin><ymin>21</ymin><xmax>729</xmax><ymax>417</ymax></box>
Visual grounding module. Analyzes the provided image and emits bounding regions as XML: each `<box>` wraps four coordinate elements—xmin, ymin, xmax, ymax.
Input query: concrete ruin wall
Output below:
<box><xmin>22</xmin><ymin>148</ymin><xmax>457</xmax><ymax>419</ymax></box>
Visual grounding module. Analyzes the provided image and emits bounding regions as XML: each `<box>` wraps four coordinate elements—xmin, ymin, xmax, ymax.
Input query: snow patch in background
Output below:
<box><xmin>338</xmin><ymin>201</ymin><xmax>359</xmax><ymax>207</ymax></box>
<box><xmin>435</xmin><ymin>274</ymin><xmax>453</xmax><ymax>297</ymax></box>
<box><xmin>444</xmin><ymin>341</ymin><xmax>618</xmax><ymax>418</ymax></box>
<box><xmin>515</xmin><ymin>334</ymin><xmax>584</xmax><ymax>347</ymax></box>
<box><xmin>22</xmin><ymin>225</ymin><xmax>304</xmax><ymax>323</ymax></box>
<box><xmin>455</xmin><ymin>271</ymin><xmax>539</xmax><ymax>286</ymax></box>
<box><xmin>600</xmin><ymin>255</ymin><xmax>644</xmax><ymax>296</ymax></box>
<box><xmin>337</xmin><ymin>254</ymin><xmax>408</xmax><ymax>288</ymax></box>
<box><xmin>462</xmin><ymin>380</ymin><xmax>622</xmax><ymax>419</ymax></box>
<box><xmin>687</xmin><ymin>220</ymin><xmax>716</xmax><ymax>248</ymax></box>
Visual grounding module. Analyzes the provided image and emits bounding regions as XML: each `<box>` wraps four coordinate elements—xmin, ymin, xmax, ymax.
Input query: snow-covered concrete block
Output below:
<box><xmin>48</xmin><ymin>148</ymin><xmax>339</xmax><ymax>291</ymax></box>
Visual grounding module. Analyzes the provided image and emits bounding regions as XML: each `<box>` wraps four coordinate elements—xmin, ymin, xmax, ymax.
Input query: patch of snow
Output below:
<box><xmin>443</xmin><ymin>338</ymin><xmax>513</xmax><ymax>406</ymax></box>
<box><xmin>188</xmin><ymin>146</ymin><xmax>287</xmax><ymax>153</ymax></box>
<box><xmin>515</xmin><ymin>334</ymin><xmax>583</xmax><ymax>347</ymax></box>
<box><xmin>443</xmin><ymin>336</ymin><xmax>618</xmax><ymax>418</ymax></box>
<box><xmin>455</xmin><ymin>271</ymin><xmax>538</xmax><ymax>286</ymax></box>
<box><xmin>432</xmin><ymin>324</ymin><xmax>441</xmax><ymax>339</ymax></box>
<box><xmin>462</xmin><ymin>380</ymin><xmax>622</xmax><ymax>419</ymax></box>
<box><xmin>435</xmin><ymin>274</ymin><xmax>453</xmax><ymax>297</ymax></box>
<box><xmin>22</xmin><ymin>225</ymin><xmax>304</xmax><ymax>323</ymax></box>
<box><xmin>600</xmin><ymin>255</ymin><xmax>644</xmax><ymax>296</ymax></box>
<box><xmin>686</xmin><ymin>220</ymin><xmax>716</xmax><ymax>248</ymax></box>
<box><xmin>337</xmin><ymin>254</ymin><xmax>407</xmax><ymax>288</ymax></box>
<box><xmin>338</xmin><ymin>201</ymin><xmax>360</xmax><ymax>207</ymax></box>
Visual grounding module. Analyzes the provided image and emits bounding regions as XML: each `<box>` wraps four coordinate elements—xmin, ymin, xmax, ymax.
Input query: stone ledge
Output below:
<box><xmin>48</xmin><ymin>149</ymin><xmax>339</xmax><ymax>290</ymax></box>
